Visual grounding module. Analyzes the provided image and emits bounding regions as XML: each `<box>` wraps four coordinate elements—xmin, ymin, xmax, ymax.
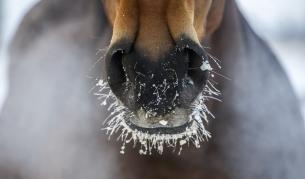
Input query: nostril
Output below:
<box><xmin>187</xmin><ymin>49</ymin><xmax>210</xmax><ymax>89</ymax></box>
<box><xmin>175</xmin><ymin>36</ymin><xmax>211</xmax><ymax>90</ymax></box>
<box><xmin>106</xmin><ymin>49</ymin><xmax>126</xmax><ymax>90</ymax></box>
<box><xmin>105</xmin><ymin>42</ymin><xmax>136</xmax><ymax>107</ymax></box>
<box><xmin>105</xmin><ymin>40</ymin><xmax>134</xmax><ymax>90</ymax></box>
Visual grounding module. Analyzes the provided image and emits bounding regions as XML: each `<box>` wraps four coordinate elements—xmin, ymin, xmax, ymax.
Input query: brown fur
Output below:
<box><xmin>102</xmin><ymin>0</ymin><xmax>225</xmax><ymax>59</ymax></box>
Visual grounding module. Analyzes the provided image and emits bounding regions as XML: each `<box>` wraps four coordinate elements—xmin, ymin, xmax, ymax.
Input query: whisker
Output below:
<box><xmin>88</xmin><ymin>54</ymin><xmax>106</xmax><ymax>73</ymax></box>
<box><xmin>207</xmin><ymin>52</ymin><xmax>222</xmax><ymax>69</ymax></box>
<box><xmin>96</xmin><ymin>47</ymin><xmax>108</xmax><ymax>56</ymax></box>
<box><xmin>210</xmin><ymin>70</ymin><xmax>231</xmax><ymax>81</ymax></box>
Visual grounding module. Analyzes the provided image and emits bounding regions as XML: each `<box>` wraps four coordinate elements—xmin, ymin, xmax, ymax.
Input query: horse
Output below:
<box><xmin>1</xmin><ymin>0</ymin><xmax>305</xmax><ymax>178</ymax></box>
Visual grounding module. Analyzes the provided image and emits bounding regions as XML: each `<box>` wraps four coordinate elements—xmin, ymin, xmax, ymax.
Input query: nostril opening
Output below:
<box><xmin>106</xmin><ymin>50</ymin><xmax>126</xmax><ymax>89</ymax></box>
<box><xmin>186</xmin><ymin>48</ymin><xmax>210</xmax><ymax>89</ymax></box>
<box><xmin>105</xmin><ymin>48</ymin><xmax>136</xmax><ymax>108</ymax></box>
<box><xmin>105</xmin><ymin>40</ymin><xmax>134</xmax><ymax>91</ymax></box>
<box><xmin>174</xmin><ymin>35</ymin><xmax>210</xmax><ymax>90</ymax></box>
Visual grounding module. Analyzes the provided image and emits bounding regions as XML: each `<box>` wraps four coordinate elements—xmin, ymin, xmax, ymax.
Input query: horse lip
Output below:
<box><xmin>124</xmin><ymin>108</ymin><xmax>192</xmax><ymax>135</ymax></box>
<box><xmin>125</xmin><ymin>118</ymin><xmax>193</xmax><ymax>135</ymax></box>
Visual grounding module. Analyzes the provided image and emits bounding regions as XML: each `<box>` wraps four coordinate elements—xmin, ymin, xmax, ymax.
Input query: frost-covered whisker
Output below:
<box><xmin>94</xmin><ymin>77</ymin><xmax>220</xmax><ymax>155</ymax></box>
<box><xmin>207</xmin><ymin>52</ymin><xmax>222</xmax><ymax>69</ymax></box>
<box><xmin>88</xmin><ymin>48</ymin><xmax>108</xmax><ymax>73</ymax></box>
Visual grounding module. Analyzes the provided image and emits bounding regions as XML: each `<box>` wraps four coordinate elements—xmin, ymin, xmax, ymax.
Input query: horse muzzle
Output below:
<box><xmin>105</xmin><ymin>36</ymin><xmax>211</xmax><ymax>133</ymax></box>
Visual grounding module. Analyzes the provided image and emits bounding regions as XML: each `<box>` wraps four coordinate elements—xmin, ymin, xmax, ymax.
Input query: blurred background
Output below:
<box><xmin>1</xmin><ymin>0</ymin><xmax>305</xmax><ymax>119</ymax></box>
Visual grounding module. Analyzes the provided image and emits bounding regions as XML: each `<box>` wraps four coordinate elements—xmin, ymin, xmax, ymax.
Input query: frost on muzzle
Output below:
<box><xmin>94</xmin><ymin>39</ymin><xmax>221</xmax><ymax>155</ymax></box>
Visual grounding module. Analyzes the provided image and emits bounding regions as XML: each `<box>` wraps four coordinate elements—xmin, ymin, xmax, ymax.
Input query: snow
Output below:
<box><xmin>159</xmin><ymin>120</ymin><xmax>168</xmax><ymax>126</ymax></box>
<box><xmin>200</xmin><ymin>61</ymin><xmax>212</xmax><ymax>71</ymax></box>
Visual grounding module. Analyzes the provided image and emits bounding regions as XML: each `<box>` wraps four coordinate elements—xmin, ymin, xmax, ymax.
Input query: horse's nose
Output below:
<box><xmin>105</xmin><ymin>38</ymin><xmax>211</xmax><ymax>116</ymax></box>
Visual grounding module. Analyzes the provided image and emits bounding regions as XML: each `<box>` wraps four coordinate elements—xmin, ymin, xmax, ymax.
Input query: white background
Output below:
<box><xmin>1</xmin><ymin>0</ymin><xmax>305</xmax><ymax>118</ymax></box>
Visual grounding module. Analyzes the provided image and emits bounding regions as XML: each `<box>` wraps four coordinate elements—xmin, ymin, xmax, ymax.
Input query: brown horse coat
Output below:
<box><xmin>1</xmin><ymin>0</ymin><xmax>305</xmax><ymax>178</ymax></box>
